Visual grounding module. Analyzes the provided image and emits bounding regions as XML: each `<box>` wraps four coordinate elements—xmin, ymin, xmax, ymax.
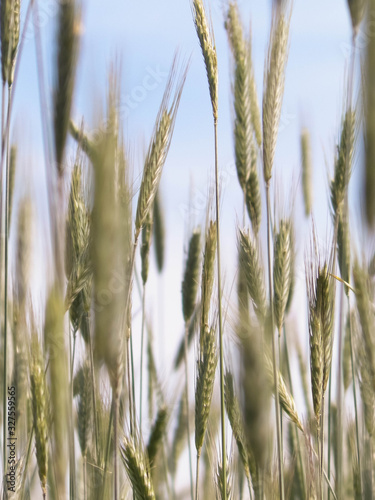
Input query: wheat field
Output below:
<box><xmin>0</xmin><ymin>0</ymin><xmax>374</xmax><ymax>499</ymax></box>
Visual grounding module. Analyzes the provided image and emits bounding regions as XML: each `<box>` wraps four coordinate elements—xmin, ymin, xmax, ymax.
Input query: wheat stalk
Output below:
<box><xmin>301</xmin><ymin>128</ymin><xmax>312</xmax><ymax>216</ymax></box>
<box><xmin>1</xmin><ymin>0</ymin><xmax>20</xmax><ymax>86</ymax></box>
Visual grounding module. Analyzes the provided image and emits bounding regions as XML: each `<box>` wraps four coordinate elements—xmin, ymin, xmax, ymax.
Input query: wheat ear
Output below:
<box><xmin>262</xmin><ymin>8</ymin><xmax>290</xmax><ymax>183</ymax></box>
<box><xmin>273</xmin><ymin>219</ymin><xmax>292</xmax><ymax>333</ymax></box>
<box><xmin>238</xmin><ymin>229</ymin><xmax>267</xmax><ymax>323</ymax></box>
<box><xmin>53</xmin><ymin>0</ymin><xmax>80</xmax><ymax>172</ymax></box>
<box><xmin>135</xmin><ymin>58</ymin><xmax>187</xmax><ymax>237</ymax></box>
<box><xmin>120</xmin><ymin>437</ymin><xmax>156</xmax><ymax>500</ymax></box>
<box><xmin>192</xmin><ymin>0</ymin><xmax>218</xmax><ymax>120</ymax></box>
<box><xmin>30</xmin><ymin>334</ymin><xmax>48</xmax><ymax>498</ymax></box>
<box><xmin>195</xmin><ymin>327</ymin><xmax>217</xmax><ymax>499</ymax></box>
<box><xmin>225</xmin><ymin>1</ymin><xmax>252</xmax><ymax>191</ymax></box>
<box><xmin>1</xmin><ymin>0</ymin><xmax>20</xmax><ymax>86</ymax></box>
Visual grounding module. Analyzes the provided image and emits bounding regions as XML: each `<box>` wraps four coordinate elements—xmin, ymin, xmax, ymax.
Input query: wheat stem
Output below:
<box><xmin>102</xmin><ymin>403</ymin><xmax>113</xmax><ymax>498</ymax></box>
<box><xmin>113</xmin><ymin>392</ymin><xmax>119</xmax><ymax>500</ymax></box>
<box><xmin>184</xmin><ymin>322</ymin><xmax>194</xmax><ymax>500</ymax></box>
<box><xmin>83</xmin><ymin>455</ymin><xmax>87</xmax><ymax>500</ymax></box>
<box><xmin>283</xmin><ymin>326</ymin><xmax>306</xmax><ymax>497</ymax></box>
<box><xmin>140</xmin><ymin>286</ymin><xmax>146</xmax><ymax>427</ymax></box>
<box><xmin>266</xmin><ymin>183</ymin><xmax>285</xmax><ymax>500</ymax></box>
<box><xmin>320</xmin><ymin>395</ymin><xmax>325</xmax><ymax>500</ymax></box>
<box><xmin>213</xmin><ymin>119</ymin><xmax>227</xmax><ymax>500</ymax></box>
<box><xmin>348</xmin><ymin>293</ymin><xmax>362</xmax><ymax>497</ymax></box>
<box><xmin>2</xmin><ymin>84</ymin><xmax>11</xmax><ymax>477</ymax></box>
<box><xmin>327</xmin><ymin>370</ymin><xmax>332</xmax><ymax>500</ymax></box>
<box><xmin>196</xmin><ymin>452</ymin><xmax>201</xmax><ymax>500</ymax></box>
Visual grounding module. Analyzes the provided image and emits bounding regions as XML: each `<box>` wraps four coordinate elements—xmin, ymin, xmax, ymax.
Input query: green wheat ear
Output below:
<box><xmin>195</xmin><ymin>327</ymin><xmax>217</xmax><ymax>456</ymax></box>
<box><xmin>1</xmin><ymin>0</ymin><xmax>20</xmax><ymax>86</ymax></box>
<box><xmin>53</xmin><ymin>0</ymin><xmax>80</xmax><ymax>171</ymax></box>
<box><xmin>120</xmin><ymin>437</ymin><xmax>156</xmax><ymax>500</ymax></box>
<box><xmin>135</xmin><ymin>57</ymin><xmax>188</xmax><ymax>237</ymax></box>
<box><xmin>30</xmin><ymin>334</ymin><xmax>48</xmax><ymax>497</ymax></box>
<box><xmin>192</xmin><ymin>0</ymin><xmax>218</xmax><ymax>120</ymax></box>
<box><xmin>182</xmin><ymin>228</ymin><xmax>201</xmax><ymax>323</ymax></box>
<box><xmin>262</xmin><ymin>8</ymin><xmax>290</xmax><ymax>183</ymax></box>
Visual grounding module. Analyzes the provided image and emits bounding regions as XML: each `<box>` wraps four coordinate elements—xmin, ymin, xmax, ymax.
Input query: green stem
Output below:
<box><xmin>69</xmin><ymin>328</ymin><xmax>77</xmax><ymax>500</ymax></box>
<box><xmin>184</xmin><ymin>322</ymin><xmax>194</xmax><ymax>500</ymax></box>
<box><xmin>348</xmin><ymin>293</ymin><xmax>362</xmax><ymax>497</ymax></box>
<box><xmin>102</xmin><ymin>404</ymin><xmax>114</xmax><ymax>498</ymax></box>
<box><xmin>333</xmin><ymin>285</ymin><xmax>345</xmax><ymax>500</ymax></box>
<box><xmin>213</xmin><ymin>118</ymin><xmax>227</xmax><ymax>500</ymax></box>
<box><xmin>127</xmin><ymin>337</ymin><xmax>134</xmax><ymax>436</ymax></box>
<box><xmin>123</xmin><ymin>239</ymin><xmax>138</xmax><ymax>437</ymax></box>
<box><xmin>320</xmin><ymin>395</ymin><xmax>325</xmax><ymax>500</ymax></box>
<box><xmin>113</xmin><ymin>392</ymin><xmax>119</xmax><ymax>500</ymax></box>
<box><xmin>283</xmin><ymin>326</ymin><xmax>306</xmax><ymax>498</ymax></box>
<box><xmin>278</xmin><ymin>331</ymin><xmax>283</xmax><ymax>445</ymax></box>
<box><xmin>83</xmin><ymin>455</ymin><xmax>87</xmax><ymax>500</ymax></box>
<box><xmin>266</xmin><ymin>183</ymin><xmax>285</xmax><ymax>500</ymax></box>
<box><xmin>140</xmin><ymin>285</ymin><xmax>146</xmax><ymax>427</ymax></box>
<box><xmin>327</xmin><ymin>371</ymin><xmax>332</xmax><ymax>500</ymax></box>
<box><xmin>88</xmin><ymin>328</ymin><xmax>99</xmax><ymax>461</ymax></box>
<box><xmin>2</xmin><ymin>85</ymin><xmax>11</xmax><ymax>477</ymax></box>
<box><xmin>195</xmin><ymin>452</ymin><xmax>201</xmax><ymax>500</ymax></box>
